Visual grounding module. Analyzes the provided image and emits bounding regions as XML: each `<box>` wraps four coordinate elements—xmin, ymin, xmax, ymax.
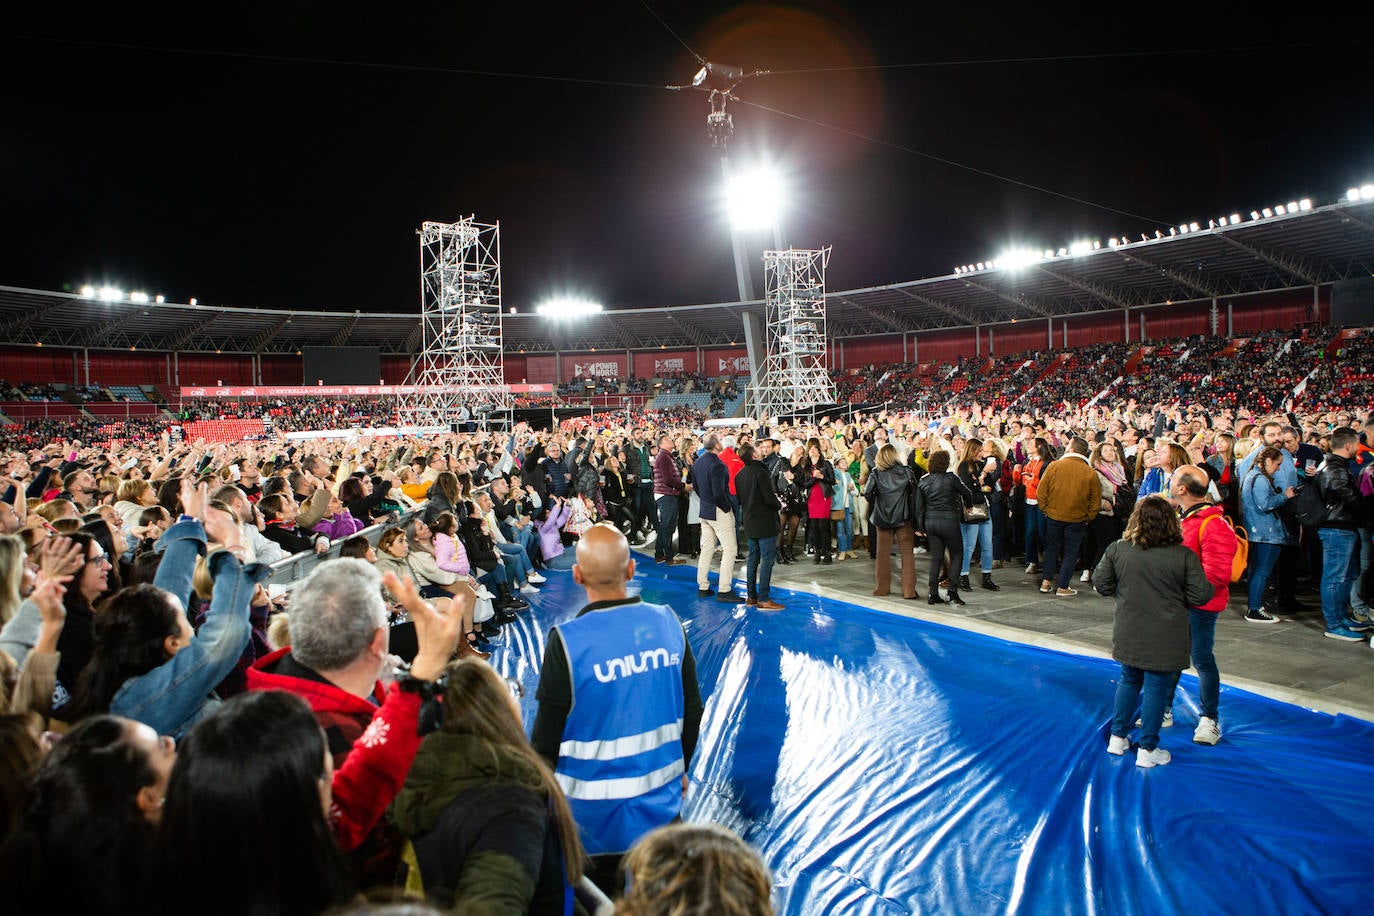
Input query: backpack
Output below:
<box><xmin>1199</xmin><ymin>513</ymin><xmax>1248</xmax><ymax>584</ymax></box>
<box><xmin>1285</xmin><ymin>475</ymin><xmax>1330</xmax><ymax>528</ymax></box>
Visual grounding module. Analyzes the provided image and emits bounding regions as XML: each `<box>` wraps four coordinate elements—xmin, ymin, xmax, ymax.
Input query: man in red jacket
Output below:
<box><xmin>247</xmin><ymin>559</ymin><xmax>467</xmax><ymax>871</ymax></box>
<box><xmin>1171</xmin><ymin>465</ymin><xmax>1235</xmax><ymax>747</ymax></box>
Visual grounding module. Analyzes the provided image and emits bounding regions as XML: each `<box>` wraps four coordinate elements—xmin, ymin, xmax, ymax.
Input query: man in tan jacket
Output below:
<box><xmin>1036</xmin><ymin>437</ymin><xmax>1101</xmax><ymax>597</ymax></box>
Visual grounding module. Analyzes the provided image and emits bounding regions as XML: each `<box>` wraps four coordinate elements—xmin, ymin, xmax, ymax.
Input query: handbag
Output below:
<box><xmin>829</xmin><ymin>508</ymin><xmax>845</xmax><ymax>521</ymax></box>
<box><xmin>962</xmin><ymin>503</ymin><xmax>989</xmax><ymax>523</ymax></box>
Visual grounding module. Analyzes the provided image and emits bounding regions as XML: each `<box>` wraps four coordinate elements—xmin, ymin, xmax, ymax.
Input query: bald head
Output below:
<box><xmin>573</xmin><ymin>523</ymin><xmax>635</xmax><ymax>598</ymax></box>
<box><xmin>1170</xmin><ymin>465</ymin><xmax>1210</xmax><ymax>507</ymax></box>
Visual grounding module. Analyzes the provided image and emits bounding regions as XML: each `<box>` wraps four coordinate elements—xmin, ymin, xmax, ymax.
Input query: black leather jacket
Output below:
<box><xmin>1315</xmin><ymin>452</ymin><xmax>1362</xmax><ymax>529</ymax></box>
<box><xmin>863</xmin><ymin>464</ymin><xmax>913</xmax><ymax>530</ymax></box>
<box><xmin>912</xmin><ymin>471</ymin><xmax>974</xmax><ymax>528</ymax></box>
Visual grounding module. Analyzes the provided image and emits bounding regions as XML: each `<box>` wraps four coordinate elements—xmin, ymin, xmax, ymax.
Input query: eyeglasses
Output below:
<box><xmin>87</xmin><ymin>550</ymin><xmax>111</xmax><ymax>566</ymax></box>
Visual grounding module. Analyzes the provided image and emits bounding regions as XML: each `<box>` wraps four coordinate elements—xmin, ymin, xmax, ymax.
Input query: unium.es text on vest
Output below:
<box><xmin>593</xmin><ymin>648</ymin><xmax>682</xmax><ymax>683</ymax></box>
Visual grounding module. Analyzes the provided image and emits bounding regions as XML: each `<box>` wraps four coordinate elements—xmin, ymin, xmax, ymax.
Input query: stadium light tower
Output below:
<box><xmin>397</xmin><ymin>216</ymin><xmax>508</xmax><ymax>431</ymax></box>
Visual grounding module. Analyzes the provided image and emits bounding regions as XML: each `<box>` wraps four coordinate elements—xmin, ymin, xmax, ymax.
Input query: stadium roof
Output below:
<box><xmin>2</xmin><ymin>196</ymin><xmax>1372</xmax><ymax>355</ymax></box>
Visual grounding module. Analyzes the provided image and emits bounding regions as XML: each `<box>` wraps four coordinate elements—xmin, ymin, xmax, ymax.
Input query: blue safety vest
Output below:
<box><xmin>554</xmin><ymin>600</ymin><xmax>686</xmax><ymax>856</ymax></box>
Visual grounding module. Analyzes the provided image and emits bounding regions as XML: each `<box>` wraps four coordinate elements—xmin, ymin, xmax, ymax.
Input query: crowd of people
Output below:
<box><xmin>1</xmin><ymin>323</ymin><xmax>1373</xmax><ymax>911</ymax></box>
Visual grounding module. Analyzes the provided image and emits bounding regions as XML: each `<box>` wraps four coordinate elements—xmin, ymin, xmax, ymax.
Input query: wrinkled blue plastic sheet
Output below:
<box><xmin>494</xmin><ymin>561</ymin><xmax>1374</xmax><ymax>915</ymax></box>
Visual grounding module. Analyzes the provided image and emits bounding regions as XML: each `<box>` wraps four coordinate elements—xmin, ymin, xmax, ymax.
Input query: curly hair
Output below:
<box><xmin>1121</xmin><ymin>495</ymin><xmax>1182</xmax><ymax>549</ymax></box>
<box><xmin>615</xmin><ymin>823</ymin><xmax>773</xmax><ymax>916</ymax></box>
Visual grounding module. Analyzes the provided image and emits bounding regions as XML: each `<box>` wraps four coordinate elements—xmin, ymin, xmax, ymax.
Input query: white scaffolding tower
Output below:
<box><xmin>398</xmin><ymin>217</ymin><xmax>508</xmax><ymax>429</ymax></box>
<box><xmin>749</xmin><ymin>246</ymin><xmax>836</xmax><ymax>419</ymax></box>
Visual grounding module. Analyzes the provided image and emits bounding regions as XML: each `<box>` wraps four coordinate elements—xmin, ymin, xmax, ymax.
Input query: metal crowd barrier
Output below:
<box><xmin>267</xmin><ymin>507</ymin><xmax>420</xmax><ymax>588</ymax></box>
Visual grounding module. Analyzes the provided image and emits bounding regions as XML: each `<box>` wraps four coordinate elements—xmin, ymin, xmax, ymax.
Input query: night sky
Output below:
<box><xmin>3</xmin><ymin>3</ymin><xmax>1370</xmax><ymax>315</ymax></box>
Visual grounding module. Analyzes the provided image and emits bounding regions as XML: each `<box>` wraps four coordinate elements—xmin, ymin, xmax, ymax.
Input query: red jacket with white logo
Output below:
<box><xmin>246</xmin><ymin>647</ymin><xmax>422</xmax><ymax>852</ymax></box>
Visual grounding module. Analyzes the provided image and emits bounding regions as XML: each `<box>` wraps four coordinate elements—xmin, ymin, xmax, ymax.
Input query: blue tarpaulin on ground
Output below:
<box><xmin>493</xmin><ymin>559</ymin><xmax>1374</xmax><ymax>915</ymax></box>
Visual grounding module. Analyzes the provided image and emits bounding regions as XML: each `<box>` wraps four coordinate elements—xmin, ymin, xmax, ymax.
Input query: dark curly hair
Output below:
<box><xmin>1121</xmin><ymin>495</ymin><xmax>1182</xmax><ymax>549</ymax></box>
<box><xmin>927</xmin><ymin>450</ymin><xmax>952</xmax><ymax>475</ymax></box>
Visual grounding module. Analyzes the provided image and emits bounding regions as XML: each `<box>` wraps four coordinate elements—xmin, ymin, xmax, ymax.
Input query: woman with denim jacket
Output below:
<box><xmin>1238</xmin><ymin>446</ymin><xmax>1293</xmax><ymax>623</ymax></box>
<box><xmin>69</xmin><ymin>479</ymin><xmax>270</xmax><ymax>740</ymax></box>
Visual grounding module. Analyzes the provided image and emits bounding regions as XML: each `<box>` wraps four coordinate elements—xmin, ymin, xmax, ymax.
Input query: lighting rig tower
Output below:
<box><xmin>750</xmin><ymin>246</ymin><xmax>836</xmax><ymax>420</ymax></box>
<box><xmin>397</xmin><ymin>217</ymin><xmax>508</xmax><ymax>430</ymax></box>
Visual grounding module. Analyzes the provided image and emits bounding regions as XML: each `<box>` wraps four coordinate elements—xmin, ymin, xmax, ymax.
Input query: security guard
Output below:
<box><xmin>531</xmin><ymin>524</ymin><xmax>704</xmax><ymax>895</ymax></box>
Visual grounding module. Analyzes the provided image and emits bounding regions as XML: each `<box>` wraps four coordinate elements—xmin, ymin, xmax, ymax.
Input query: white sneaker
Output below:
<box><xmin>1107</xmin><ymin>735</ymin><xmax>1130</xmax><ymax>756</ymax></box>
<box><xmin>520</xmin><ymin>583</ymin><xmax>539</xmax><ymax>595</ymax></box>
<box><xmin>1192</xmin><ymin>716</ymin><xmax>1221</xmax><ymax>746</ymax></box>
<box><xmin>526</xmin><ymin>571</ymin><xmax>547</xmax><ymax>584</ymax></box>
<box><xmin>1136</xmin><ymin>709</ymin><xmax>1174</xmax><ymax>729</ymax></box>
<box><xmin>1135</xmin><ymin>746</ymin><xmax>1172</xmax><ymax>768</ymax></box>
<box><xmin>1025</xmin><ymin>563</ymin><xmax>1036</xmax><ymax>574</ymax></box>
<box><xmin>1080</xmin><ymin>569</ymin><xmax>1090</xmax><ymax>583</ymax></box>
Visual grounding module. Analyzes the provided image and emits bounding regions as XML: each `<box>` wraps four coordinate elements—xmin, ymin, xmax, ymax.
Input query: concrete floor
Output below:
<box><xmin>639</xmin><ymin>538</ymin><xmax>1374</xmax><ymax>724</ymax></box>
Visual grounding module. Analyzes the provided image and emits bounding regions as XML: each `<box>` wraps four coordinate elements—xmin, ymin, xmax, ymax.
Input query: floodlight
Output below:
<box><xmin>189</xmin><ymin>298</ymin><xmax>198</xmax><ymax>306</ymax></box>
<box><xmin>1069</xmin><ymin>240</ymin><xmax>1093</xmax><ymax>256</ymax></box>
<box><xmin>129</xmin><ymin>291</ymin><xmax>149</xmax><ymax>303</ymax></box>
<box><xmin>1251</xmin><ymin>211</ymin><xmax>1262</xmax><ymax>220</ymax></box>
<box><xmin>155</xmin><ymin>295</ymin><xmax>165</xmax><ymax>303</ymax></box>
<box><xmin>996</xmin><ymin>248</ymin><xmax>1041</xmax><ymax>271</ymax></box>
<box><xmin>1275</xmin><ymin>205</ymin><xmax>1287</xmax><ymax>215</ymax></box>
<box><xmin>536</xmin><ymin>297</ymin><xmax>603</xmax><ymax>319</ymax></box>
<box><xmin>1298</xmin><ymin>199</ymin><xmax>1312</xmax><ymax>210</ymax></box>
<box><xmin>1286</xmin><ymin>201</ymin><xmax>1298</xmax><ymax>212</ymax></box>
<box><xmin>1261</xmin><ymin>208</ymin><xmax>1273</xmax><ymax>218</ymax></box>
<box><xmin>1230</xmin><ymin>214</ymin><xmax>1241</xmax><ymax>224</ymax></box>
<box><xmin>1362</xmin><ymin>185</ymin><xmax>1374</xmax><ymax>199</ymax></box>
<box><xmin>98</xmin><ymin>286</ymin><xmax>122</xmax><ymax>301</ymax></box>
<box><xmin>1350</xmin><ymin>188</ymin><xmax>1362</xmax><ymax>202</ymax></box>
<box><xmin>725</xmin><ymin>165</ymin><xmax>784</xmax><ymax>231</ymax></box>
<box><xmin>1109</xmin><ymin>238</ymin><xmax>1118</xmax><ymax>247</ymax></box>
<box><xmin>79</xmin><ymin>285</ymin><xmax>95</xmax><ymax>298</ymax></box>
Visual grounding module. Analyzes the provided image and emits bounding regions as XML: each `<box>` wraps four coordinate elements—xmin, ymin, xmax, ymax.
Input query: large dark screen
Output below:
<box><xmin>1331</xmin><ymin>277</ymin><xmax>1374</xmax><ymax>327</ymax></box>
<box><xmin>302</xmin><ymin>347</ymin><xmax>382</xmax><ymax>385</ymax></box>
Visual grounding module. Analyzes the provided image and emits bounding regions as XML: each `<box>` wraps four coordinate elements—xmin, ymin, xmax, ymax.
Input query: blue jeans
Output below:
<box><xmin>1042</xmin><ymin>518</ymin><xmax>1086</xmax><ymax>589</ymax></box>
<box><xmin>959</xmin><ymin>518</ymin><xmax>993</xmax><ymax>575</ymax></box>
<box><xmin>497</xmin><ymin>541</ymin><xmax>532</xmax><ymax>584</ymax></box>
<box><xmin>1112</xmin><ymin>665</ymin><xmax>1181</xmax><ymax>751</ymax></box>
<box><xmin>746</xmin><ymin>535</ymin><xmax>777</xmax><ymax>602</ymax></box>
<box><xmin>1187</xmin><ymin>609</ymin><xmax>1219</xmax><ymax>720</ymax></box>
<box><xmin>477</xmin><ymin>562</ymin><xmax>509</xmax><ymax>595</ymax></box>
<box><xmin>544</xmin><ymin>550</ymin><xmax>577</xmax><ymax>570</ymax></box>
<box><xmin>1317</xmin><ymin>527</ymin><xmax>1360</xmax><ymax>630</ymax></box>
<box><xmin>655</xmin><ymin>495</ymin><xmax>678</xmax><ymax>560</ymax></box>
<box><xmin>836</xmin><ymin>508</ymin><xmax>854</xmax><ymax>553</ymax></box>
<box><xmin>1024</xmin><ymin>504</ymin><xmax>1045</xmax><ymax>565</ymax></box>
<box><xmin>1351</xmin><ymin>527</ymin><xmax>1373</xmax><ymax>616</ymax></box>
<box><xmin>1247</xmin><ymin>541</ymin><xmax>1284</xmax><ymax>610</ymax></box>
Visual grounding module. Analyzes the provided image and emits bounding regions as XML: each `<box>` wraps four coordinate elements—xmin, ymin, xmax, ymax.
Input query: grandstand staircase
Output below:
<box><xmin>1122</xmin><ymin>347</ymin><xmax>1148</xmax><ymax>375</ymax></box>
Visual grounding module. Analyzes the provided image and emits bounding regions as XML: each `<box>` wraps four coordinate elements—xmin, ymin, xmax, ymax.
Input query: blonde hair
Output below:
<box><xmin>0</xmin><ymin>535</ymin><xmax>25</xmax><ymax>625</ymax></box>
<box><xmin>616</xmin><ymin>823</ymin><xmax>773</xmax><ymax>916</ymax></box>
<box><xmin>117</xmin><ymin>478</ymin><xmax>151</xmax><ymax>504</ymax></box>
<box><xmin>873</xmin><ymin>443</ymin><xmax>899</xmax><ymax>471</ymax></box>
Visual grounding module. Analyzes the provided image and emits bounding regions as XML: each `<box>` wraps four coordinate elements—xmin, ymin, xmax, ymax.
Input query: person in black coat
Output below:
<box><xmin>912</xmin><ymin>450</ymin><xmax>975</xmax><ymax>605</ymax></box>
<box><xmin>773</xmin><ymin>450</ymin><xmax>805</xmax><ymax>564</ymax></box>
<box><xmin>734</xmin><ymin>444</ymin><xmax>784</xmax><ymax>609</ymax></box>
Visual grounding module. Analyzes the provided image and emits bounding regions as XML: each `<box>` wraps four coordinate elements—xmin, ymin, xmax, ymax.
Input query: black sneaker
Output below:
<box><xmin>697</xmin><ymin>588</ymin><xmax>712</xmax><ymax>598</ymax></box>
<box><xmin>1244</xmin><ymin>608</ymin><xmax>1279</xmax><ymax>624</ymax></box>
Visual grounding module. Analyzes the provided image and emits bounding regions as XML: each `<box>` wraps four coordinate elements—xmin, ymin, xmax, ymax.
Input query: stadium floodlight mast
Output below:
<box><xmin>397</xmin><ymin>216</ymin><xmax>508</xmax><ymax>431</ymax></box>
